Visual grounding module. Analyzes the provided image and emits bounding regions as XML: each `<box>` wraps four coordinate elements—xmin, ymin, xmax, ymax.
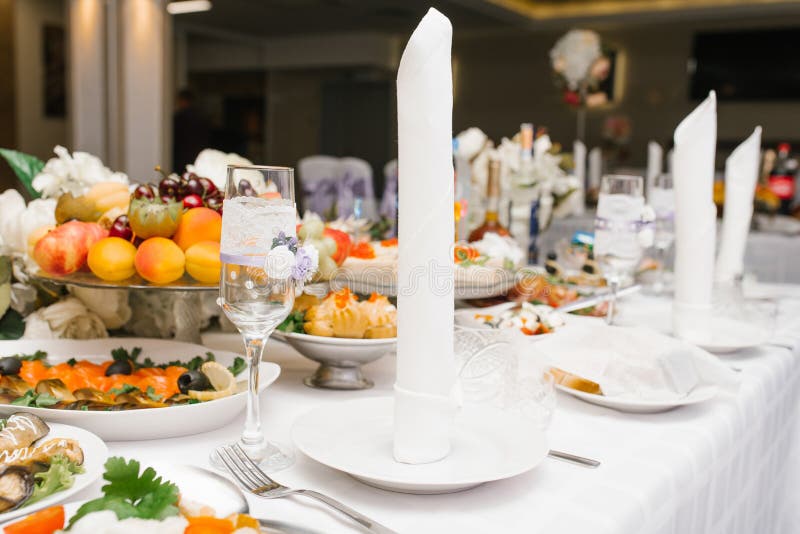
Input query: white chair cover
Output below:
<box><xmin>338</xmin><ymin>157</ymin><xmax>378</xmax><ymax>220</ymax></box>
<box><xmin>298</xmin><ymin>155</ymin><xmax>341</xmax><ymax>219</ymax></box>
<box><xmin>381</xmin><ymin>159</ymin><xmax>398</xmax><ymax>221</ymax></box>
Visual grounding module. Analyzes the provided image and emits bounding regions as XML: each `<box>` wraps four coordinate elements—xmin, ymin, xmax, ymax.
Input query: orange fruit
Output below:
<box><xmin>134</xmin><ymin>237</ymin><xmax>185</xmax><ymax>284</ymax></box>
<box><xmin>185</xmin><ymin>241</ymin><xmax>221</xmax><ymax>283</ymax></box>
<box><xmin>172</xmin><ymin>207</ymin><xmax>222</xmax><ymax>251</ymax></box>
<box><xmin>87</xmin><ymin>237</ymin><xmax>137</xmax><ymax>281</ymax></box>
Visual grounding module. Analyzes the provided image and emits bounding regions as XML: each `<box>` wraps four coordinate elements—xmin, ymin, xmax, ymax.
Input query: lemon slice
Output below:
<box><xmin>188</xmin><ymin>361</ymin><xmax>236</xmax><ymax>401</ymax></box>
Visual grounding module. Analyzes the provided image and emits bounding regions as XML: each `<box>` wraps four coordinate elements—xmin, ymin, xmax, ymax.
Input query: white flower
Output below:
<box><xmin>23</xmin><ymin>297</ymin><xmax>108</xmax><ymax>339</ymax></box>
<box><xmin>264</xmin><ymin>245</ymin><xmax>296</xmax><ymax>279</ymax></box>
<box><xmin>0</xmin><ymin>190</ymin><xmax>56</xmax><ymax>257</ymax></box>
<box><xmin>471</xmin><ymin>232</ymin><xmax>525</xmax><ymax>268</ymax></box>
<box><xmin>455</xmin><ymin>127</ymin><xmax>489</xmax><ymax>160</ymax></box>
<box><xmin>69</xmin><ymin>286</ymin><xmax>132</xmax><ymax>329</ymax></box>
<box><xmin>187</xmin><ymin>149</ymin><xmax>273</xmax><ymax>194</ymax></box>
<box><xmin>32</xmin><ymin>145</ymin><xmax>128</xmax><ymax>199</ymax></box>
<box><xmin>550</xmin><ymin>30</ymin><xmax>602</xmax><ymax>90</ymax></box>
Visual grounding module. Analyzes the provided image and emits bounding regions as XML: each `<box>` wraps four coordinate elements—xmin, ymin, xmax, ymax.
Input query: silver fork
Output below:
<box><xmin>216</xmin><ymin>444</ymin><xmax>398</xmax><ymax>534</ymax></box>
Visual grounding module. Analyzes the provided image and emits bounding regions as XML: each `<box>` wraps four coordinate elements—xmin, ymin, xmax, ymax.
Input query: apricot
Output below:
<box><xmin>134</xmin><ymin>237</ymin><xmax>185</xmax><ymax>284</ymax></box>
<box><xmin>172</xmin><ymin>207</ymin><xmax>222</xmax><ymax>251</ymax></box>
<box><xmin>33</xmin><ymin>221</ymin><xmax>108</xmax><ymax>275</ymax></box>
<box><xmin>185</xmin><ymin>241</ymin><xmax>221</xmax><ymax>283</ymax></box>
<box><xmin>87</xmin><ymin>237</ymin><xmax>137</xmax><ymax>281</ymax></box>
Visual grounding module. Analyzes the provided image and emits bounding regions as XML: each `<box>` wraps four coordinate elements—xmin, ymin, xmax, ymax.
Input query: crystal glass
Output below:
<box><xmin>215</xmin><ymin>165</ymin><xmax>296</xmax><ymax>472</ymax></box>
<box><xmin>649</xmin><ymin>173</ymin><xmax>675</xmax><ymax>295</ymax></box>
<box><xmin>594</xmin><ymin>175</ymin><xmax>645</xmax><ymax>324</ymax></box>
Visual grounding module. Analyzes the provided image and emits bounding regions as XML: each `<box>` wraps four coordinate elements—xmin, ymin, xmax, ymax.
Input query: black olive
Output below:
<box><xmin>582</xmin><ymin>262</ymin><xmax>598</xmax><ymax>274</ymax></box>
<box><xmin>546</xmin><ymin>251</ymin><xmax>557</xmax><ymax>261</ymax></box>
<box><xmin>0</xmin><ymin>357</ymin><xmax>21</xmax><ymax>375</ymax></box>
<box><xmin>105</xmin><ymin>360</ymin><xmax>133</xmax><ymax>376</ymax></box>
<box><xmin>177</xmin><ymin>370</ymin><xmax>211</xmax><ymax>394</ymax></box>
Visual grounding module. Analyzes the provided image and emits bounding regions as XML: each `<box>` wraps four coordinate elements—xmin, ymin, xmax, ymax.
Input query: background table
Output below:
<box><xmin>541</xmin><ymin>214</ymin><xmax>800</xmax><ymax>284</ymax></box>
<box><xmin>66</xmin><ymin>285</ymin><xmax>800</xmax><ymax>534</ymax></box>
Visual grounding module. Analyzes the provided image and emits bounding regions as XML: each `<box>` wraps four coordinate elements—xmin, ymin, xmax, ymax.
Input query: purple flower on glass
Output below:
<box><xmin>291</xmin><ymin>245</ymin><xmax>319</xmax><ymax>282</ymax></box>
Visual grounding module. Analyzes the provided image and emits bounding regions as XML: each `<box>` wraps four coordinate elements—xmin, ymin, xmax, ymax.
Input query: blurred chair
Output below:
<box><xmin>338</xmin><ymin>157</ymin><xmax>378</xmax><ymax>221</ymax></box>
<box><xmin>381</xmin><ymin>159</ymin><xmax>398</xmax><ymax>220</ymax></box>
<box><xmin>298</xmin><ymin>155</ymin><xmax>340</xmax><ymax>219</ymax></box>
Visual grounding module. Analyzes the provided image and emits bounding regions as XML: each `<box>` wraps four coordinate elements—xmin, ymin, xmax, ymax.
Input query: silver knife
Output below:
<box><xmin>556</xmin><ymin>284</ymin><xmax>642</xmax><ymax>313</ymax></box>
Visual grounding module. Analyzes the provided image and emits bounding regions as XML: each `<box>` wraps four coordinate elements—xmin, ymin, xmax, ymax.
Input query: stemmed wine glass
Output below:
<box><xmin>594</xmin><ymin>175</ymin><xmax>645</xmax><ymax>325</ymax></box>
<box><xmin>215</xmin><ymin>165</ymin><xmax>297</xmax><ymax>471</ymax></box>
<box><xmin>649</xmin><ymin>173</ymin><xmax>675</xmax><ymax>295</ymax></box>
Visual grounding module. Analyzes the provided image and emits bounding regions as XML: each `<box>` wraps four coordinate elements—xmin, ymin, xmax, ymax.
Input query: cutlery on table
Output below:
<box><xmin>555</xmin><ymin>284</ymin><xmax>642</xmax><ymax>314</ymax></box>
<box><xmin>548</xmin><ymin>449</ymin><xmax>600</xmax><ymax>468</ymax></box>
<box><xmin>216</xmin><ymin>444</ymin><xmax>398</xmax><ymax>534</ymax></box>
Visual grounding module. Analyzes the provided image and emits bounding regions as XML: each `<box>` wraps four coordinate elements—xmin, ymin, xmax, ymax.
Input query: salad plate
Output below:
<box><xmin>555</xmin><ymin>383</ymin><xmax>719</xmax><ymax>414</ymax></box>
<box><xmin>0</xmin><ymin>421</ymin><xmax>107</xmax><ymax>523</ymax></box>
<box><xmin>293</xmin><ymin>397</ymin><xmax>548</xmax><ymax>494</ymax></box>
<box><xmin>694</xmin><ymin>317</ymin><xmax>770</xmax><ymax>354</ymax></box>
<box><xmin>0</xmin><ymin>339</ymin><xmax>280</xmax><ymax>441</ymax></box>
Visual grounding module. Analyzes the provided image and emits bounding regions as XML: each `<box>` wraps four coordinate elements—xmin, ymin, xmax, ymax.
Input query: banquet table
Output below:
<box><xmin>63</xmin><ymin>284</ymin><xmax>800</xmax><ymax>534</ymax></box>
<box><xmin>541</xmin><ymin>213</ymin><xmax>800</xmax><ymax>284</ymax></box>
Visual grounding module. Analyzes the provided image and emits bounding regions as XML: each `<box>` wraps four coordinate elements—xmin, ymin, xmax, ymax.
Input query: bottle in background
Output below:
<box><xmin>469</xmin><ymin>158</ymin><xmax>511</xmax><ymax>242</ymax></box>
<box><xmin>518</xmin><ymin>123</ymin><xmax>535</xmax><ymax>184</ymax></box>
<box><xmin>528</xmin><ymin>199</ymin><xmax>540</xmax><ymax>264</ymax></box>
<box><xmin>768</xmin><ymin>143</ymin><xmax>797</xmax><ymax>215</ymax></box>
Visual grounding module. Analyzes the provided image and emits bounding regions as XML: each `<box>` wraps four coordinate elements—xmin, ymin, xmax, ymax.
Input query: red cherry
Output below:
<box><xmin>108</xmin><ymin>214</ymin><xmax>133</xmax><ymax>241</ymax></box>
<box><xmin>133</xmin><ymin>184</ymin><xmax>155</xmax><ymax>200</ymax></box>
<box><xmin>182</xmin><ymin>194</ymin><xmax>203</xmax><ymax>209</ymax></box>
<box><xmin>198</xmin><ymin>177</ymin><xmax>217</xmax><ymax>195</ymax></box>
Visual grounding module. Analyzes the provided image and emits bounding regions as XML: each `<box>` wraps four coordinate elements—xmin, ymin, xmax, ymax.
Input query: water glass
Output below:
<box><xmin>649</xmin><ymin>173</ymin><xmax>675</xmax><ymax>295</ymax></box>
<box><xmin>594</xmin><ymin>174</ymin><xmax>645</xmax><ymax>324</ymax></box>
<box><xmin>216</xmin><ymin>165</ymin><xmax>297</xmax><ymax>472</ymax></box>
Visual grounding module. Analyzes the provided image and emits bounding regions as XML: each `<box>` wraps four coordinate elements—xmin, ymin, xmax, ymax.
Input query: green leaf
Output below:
<box><xmin>145</xmin><ymin>386</ymin><xmax>162</xmax><ymax>402</ymax></box>
<box><xmin>27</xmin><ymin>455</ymin><xmax>85</xmax><ymax>506</ymax></box>
<box><xmin>228</xmin><ymin>357</ymin><xmax>246</xmax><ymax>377</ymax></box>
<box><xmin>17</xmin><ymin>350</ymin><xmax>47</xmax><ymax>361</ymax></box>
<box><xmin>0</xmin><ymin>309</ymin><xmax>24</xmax><ymax>340</ymax></box>
<box><xmin>67</xmin><ymin>358</ymin><xmax>77</xmax><ymax>366</ymax></box>
<box><xmin>93</xmin><ymin>457</ymin><xmax>180</xmax><ymax>522</ymax></box>
<box><xmin>11</xmin><ymin>389</ymin><xmax>57</xmax><ymax>407</ymax></box>
<box><xmin>0</xmin><ymin>148</ymin><xmax>44</xmax><ymax>199</ymax></box>
<box><xmin>109</xmin><ymin>384</ymin><xmax>140</xmax><ymax>396</ymax></box>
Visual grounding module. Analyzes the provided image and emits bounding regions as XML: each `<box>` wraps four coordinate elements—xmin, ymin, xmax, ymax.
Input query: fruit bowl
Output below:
<box><xmin>273</xmin><ymin>330</ymin><xmax>396</xmax><ymax>390</ymax></box>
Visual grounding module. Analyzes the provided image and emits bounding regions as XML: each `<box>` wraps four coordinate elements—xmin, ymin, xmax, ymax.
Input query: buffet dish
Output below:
<box><xmin>0</xmin><ymin>340</ymin><xmax>280</xmax><ymax>440</ymax></box>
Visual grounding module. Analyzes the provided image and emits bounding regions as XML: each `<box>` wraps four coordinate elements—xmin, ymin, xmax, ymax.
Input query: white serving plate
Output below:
<box><xmin>0</xmin><ymin>422</ymin><xmax>108</xmax><ymax>523</ymax></box>
<box><xmin>556</xmin><ymin>384</ymin><xmax>719</xmax><ymax>414</ymax></box>
<box><xmin>0</xmin><ymin>339</ymin><xmax>280</xmax><ymax>441</ymax></box>
<box><xmin>330</xmin><ymin>268</ymin><xmax>516</xmax><ymax>299</ymax></box>
<box><xmin>695</xmin><ymin>317</ymin><xmax>770</xmax><ymax>354</ymax></box>
<box><xmin>293</xmin><ymin>397</ymin><xmax>548</xmax><ymax>494</ymax></box>
<box><xmin>454</xmin><ymin>302</ymin><xmax>565</xmax><ymax>341</ymax></box>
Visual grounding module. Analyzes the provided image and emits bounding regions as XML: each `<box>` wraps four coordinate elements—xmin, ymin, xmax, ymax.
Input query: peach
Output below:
<box><xmin>185</xmin><ymin>241</ymin><xmax>221</xmax><ymax>284</ymax></box>
<box><xmin>33</xmin><ymin>221</ymin><xmax>108</xmax><ymax>275</ymax></box>
<box><xmin>134</xmin><ymin>237</ymin><xmax>185</xmax><ymax>284</ymax></box>
<box><xmin>88</xmin><ymin>237</ymin><xmax>137</xmax><ymax>281</ymax></box>
<box><xmin>27</xmin><ymin>225</ymin><xmax>55</xmax><ymax>258</ymax></box>
<box><xmin>172</xmin><ymin>207</ymin><xmax>222</xmax><ymax>251</ymax></box>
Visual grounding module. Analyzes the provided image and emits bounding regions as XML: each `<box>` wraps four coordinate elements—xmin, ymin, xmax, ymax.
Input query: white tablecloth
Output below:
<box><xmin>541</xmin><ymin>214</ymin><xmax>800</xmax><ymax>284</ymax></box>
<box><xmin>65</xmin><ymin>286</ymin><xmax>800</xmax><ymax>534</ymax></box>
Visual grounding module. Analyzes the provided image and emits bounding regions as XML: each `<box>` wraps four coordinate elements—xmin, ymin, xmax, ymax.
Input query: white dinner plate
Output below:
<box><xmin>0</xmin><ymin>339</ymin><xmax>280</xmax><ymax>441</ymax></box>
<box><xmin>695</xmin><ymin>317</ymin><xmax>770</xmax><ymax>354</ymax></box>
<box><xmin>293</xmin><ymin>397</ymin><xmax>548</xmax><ymax>494</ymax></box>
<box><xmin>0</xmin><ymin>422</ymin><xmax>108</xmax><ymax>523</ymax></box>
<box><xmin>556</xmin><ymin>384</ymin><xmax>719</xmax><ymax>413</ymax></box>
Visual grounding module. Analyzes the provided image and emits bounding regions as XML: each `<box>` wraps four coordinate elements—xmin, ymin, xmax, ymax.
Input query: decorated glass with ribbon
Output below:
<box><xmin>216</xmin><ymin>165</ymin><xmax>317</xmax><ymax>471</ymax></box>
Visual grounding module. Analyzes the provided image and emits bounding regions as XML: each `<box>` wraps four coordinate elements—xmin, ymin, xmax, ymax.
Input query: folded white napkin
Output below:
<box><xmin>538</xmin><ymin>323</ymin><xmax>739</xmax><ymax>401</ymax></box>
<box><xmin>646</xmin><ymin>141</ymin><xmax>663</xmax><ymax>200</ymax></box>
<box><xmin>672</xmin><ymin>91</ymin><xmax>717</xmax><ymax>344</ymax></box>
<box><xmin>394</xmin><ymin>7</ymin><xmax>458</xmax><ymax>465</ymax></box>
<box><xmin>716</xmin><ymin>126</ymin><xmax>762</xmax><ymax>284</ymax></box>
<box><xmin>572</xmin><ymin>140</ymin><xmax>586</xmax><ymax>215</ymax></box>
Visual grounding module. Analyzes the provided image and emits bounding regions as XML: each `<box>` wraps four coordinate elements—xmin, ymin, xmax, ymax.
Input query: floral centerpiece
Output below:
<box><xmin>550</xmin><ymin>29</ymin><xmax>612</xmax><ymax>109</ymax></box>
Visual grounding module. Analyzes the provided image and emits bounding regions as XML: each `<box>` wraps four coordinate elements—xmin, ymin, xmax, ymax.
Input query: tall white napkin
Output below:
<box><xmin>716</xmin><ymin>127</ymin><xmax>762</xmax><ymax>284</ymax></box>
<box><xmin>572</xmin><ymin>140</ymin><xmax>586</xmax><ymax>215</ymax></box>
<box><xmin>394</xmin><ymin>8</ymin><xmax>457</xmax><ymax>465</ymax></box>
<box><xmin>672</xmin><ymin>91</ymin><xmax>717</xmax><ymax>344</ymax></box>
<box><xmin>646</xmin><ymin>141</ymin><xmax>663</xmax><ymax>200</ymax></box>
<box><xmin>588</xmin><ymin>147</ymin><xmax>602</xmax><ymax>191</ymax></box>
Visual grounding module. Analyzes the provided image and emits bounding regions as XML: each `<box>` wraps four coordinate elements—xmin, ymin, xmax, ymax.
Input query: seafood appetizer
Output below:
<box><xmin>3</xmin><ymin>458</ymin><xmax>261</xmax><ymax>534</ymax></box>
<box><xmin>0</xmin><ymin>413</ymin><xmax>84</xmax><ymax>514</ymax></box>
<box><xmin>0</xmin><ymin>349</ymin><xmax>247</xmax><ymax>411</ymax></box>
<box><xmin>458</xmin><ymin>302</ymin><xmax>565</xmax><ymax>336</ymax></box>
<box><xmin>278</xmin><ymin>288</ymin><xmax>397</xmax><ymax>339</ymax></box>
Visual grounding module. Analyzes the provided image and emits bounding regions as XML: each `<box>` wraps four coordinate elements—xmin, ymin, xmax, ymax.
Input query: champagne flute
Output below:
<box><xmin>594</xmin><ymin>175</ymin><xmax>645</xmax><ymax>324</ymax></box>
<box><xmin>649</xmin><ymin>173</ymin><xmax>675</xmax><ymax>295</ymax></box>
<box><xmin>215</xmin><ymin>165</ymin><xmax>297</xmax><ymax>471</ymax></box>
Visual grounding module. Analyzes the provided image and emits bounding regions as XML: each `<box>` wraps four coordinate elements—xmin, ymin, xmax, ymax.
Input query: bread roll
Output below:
<box><xmin>549</xmin><ymin>367</ymin><xmax>603</xmax><ymax>395</ymax></box>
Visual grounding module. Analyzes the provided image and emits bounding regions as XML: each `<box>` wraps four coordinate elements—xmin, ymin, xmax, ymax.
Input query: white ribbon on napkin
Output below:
<box><xmin>646</xmin><ymin>141</ymin><xmax>663</xmax><ymax>200</ymax></box>
<box><xmin>394</xmin><ymin>8</ymin><xmax>458</xmax><ymax>465</ymax></box>
<box><xmin>538</xmin><ymin>323</ymin><xmax>739</xmax><ymax>401</ymax></box>
<box><xmin>716</xmin><ymin>126</ymin><xmax>762</xmax><ymax>284</ymax></box>
<box><xmin>672</xmin><ymin>91</ymin><xmax>717</xmax><ymax>344</ymax></box>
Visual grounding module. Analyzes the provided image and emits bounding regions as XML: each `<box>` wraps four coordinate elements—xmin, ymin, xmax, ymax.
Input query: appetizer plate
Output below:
<box><xmin>695</xmin><ymin>318</ymin><xmax>770</xmax><ymax>354</ymax></box>
<box><xmin>454</xmin><ymin>302</ymin><xmax>565</xmax><ymax>340</ymax></box>
<box><xmin>293</xmin><ymin>397</ymin><xmax>548</xmax><ymax>494</ymax></box>
<box><xmin>273</xmin><ymin>331</ymin><xmax>395</xmax><ymax>390</ymax></box>
<box><xmin>556</xmin><ymin>384</ymin><xmax>719</xmax><ymax>414</ymax></box>
<box><xmin>0</xmin><ymin>339</ymin><xmax>280</xmax><ymax>441</ymax></box>
<box><xmin>330</xmin><ymin>269</ymin><xmax>516</xmax><ymax>300</ymax></box>
<box><xmin>0</xmin><ymin>422</ymin><xmax>107</xmax><ymax>523</ymax></box>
